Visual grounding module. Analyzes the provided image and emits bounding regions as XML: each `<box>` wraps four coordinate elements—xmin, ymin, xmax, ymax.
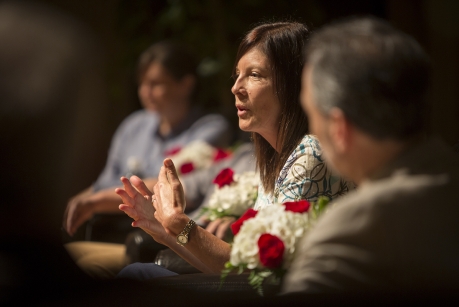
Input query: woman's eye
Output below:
<box><xmin>250</xmin><ymin>72</ymin><xmax>260</xmax><ymax>78</ymax></box>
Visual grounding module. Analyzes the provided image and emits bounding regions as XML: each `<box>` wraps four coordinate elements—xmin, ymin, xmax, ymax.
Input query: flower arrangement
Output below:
<box><xmin>200</xmin><ymin>168</ymin><xmax>259</xmax><ymax>221</ymax></box>
<box><xmin>164</xmin><ymin>141</ymin><xmax>231</xmax><ymax>175</ymax></box>
<box><xmin>221</xmin><ymin>196</ymin><xmax>330</xmax><ymax>295</ymax></box>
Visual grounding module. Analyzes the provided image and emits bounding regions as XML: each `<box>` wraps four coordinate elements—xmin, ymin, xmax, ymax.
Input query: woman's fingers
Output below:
<box><xmin>166</xmin><ymin>159</ymin><xmax>187</xmax><ymax>212</ymax></box>
<box><xmin>157</xmin><ymin>163</ymin><xmax>169</xmax><ymax>185</ymax></box>
<box><xmin>161</xmin><ymin>159</ymin><xmax>186</xmax><ymax>207</ymax></box>
<box><xmin>151</xmin><ymin>159</ymin><xmax>187</xmax><ymax>234</ymax></box>
<box><xmin>116</xmin><ymin>177</ymin><xmax>169</xmax><ymax>243</ymax></box>
<box><xmin>120</xmin><ymin>177</ymin><xmax>139</xmax><ymax>198</ymax></box>
<box><xmin>115</xmin><ymin>187</ymin><xmax>135</xmax><ymax>208</ymax></box>
<box><xmin>164</xmin><ymin>158</ymin><xmax>180</xmax><ymax>187</ymax></box>
<box><xmin>130</xmin><ymin>175</ymin><xmax>153</xmax><ymax>197</ymax></box>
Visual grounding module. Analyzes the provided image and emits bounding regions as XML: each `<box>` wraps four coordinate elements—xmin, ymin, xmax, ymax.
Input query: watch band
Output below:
<box><xmin>176</xmin><ymin>219</ymin><xmax>196</xmax><ymax>246</ymax></box>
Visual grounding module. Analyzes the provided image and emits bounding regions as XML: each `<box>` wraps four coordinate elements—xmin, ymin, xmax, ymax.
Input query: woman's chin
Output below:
<box><xmin>238</xmin><ymin>122</ymin><xmax>252</xmax><ymax>133</ymax></box>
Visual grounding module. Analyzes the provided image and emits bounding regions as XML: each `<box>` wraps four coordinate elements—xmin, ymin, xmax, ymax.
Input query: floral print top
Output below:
<box><xmin>254</xmin><ymin>135</ymin><xmax>355</xmax><ymax>210</ymax></box>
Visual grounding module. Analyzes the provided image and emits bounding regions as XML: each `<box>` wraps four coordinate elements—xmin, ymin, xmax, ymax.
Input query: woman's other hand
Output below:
<box><xmin>116</xmin><ymin>176</ymin><xmax>167</xmax><ymax>243</ymax></box>
<box><xmin>152</xmin><ymin>158</ymin><xmax>188</xmax><ymax>236</ymax></box>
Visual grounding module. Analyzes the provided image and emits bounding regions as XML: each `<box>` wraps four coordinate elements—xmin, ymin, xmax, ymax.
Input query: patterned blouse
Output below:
<box><xmin>254</xmin><ymin>135</ymin><xmax>355</xmax><ymax>210</ymax></box>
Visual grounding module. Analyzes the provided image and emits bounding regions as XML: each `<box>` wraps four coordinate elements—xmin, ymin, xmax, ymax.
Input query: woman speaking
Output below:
<box><xmin>116</xmin><ymin>21</ymin><xmax>355</xmax><ymax>279</ymax></box>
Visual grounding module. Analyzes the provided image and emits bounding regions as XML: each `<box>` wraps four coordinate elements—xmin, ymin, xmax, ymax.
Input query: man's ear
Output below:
<box><xmin>328</xmin><ymin>107</ymin><xmax>352</xmax><ymax>154</ymax></box>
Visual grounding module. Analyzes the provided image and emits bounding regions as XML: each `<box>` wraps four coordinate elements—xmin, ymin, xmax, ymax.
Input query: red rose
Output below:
<box><xmin>180</xmin><ymin>162</ymin><xmax>194</xmax><ymax>174</ymax></box>
<box><xmin>213</xmin><ymin>148</ymin><xmax>231</xmax><ymax>162</ymax></box>
<box><xmin>231</xmin><ymin>208</ymin><xmax>258</xmax><ymax>235</ymax></box>
<box><xmin>258</xmin><ymin>233</ymin><xmax>285</xmax><ymax>268</ymax></box>
<box><xmin>283</xmin><ymin>200</ymin><xmax>310</xmax><ymax>213</ymax></box>
<box><xmin>213</xmin><ymin>168</ymin><xmax>235</xmax><ymax>188</ymax></box>
<box><xmin>164</xmin><ymin>147</ymin><xmax>181</xmax><ymax>157</ymax></box>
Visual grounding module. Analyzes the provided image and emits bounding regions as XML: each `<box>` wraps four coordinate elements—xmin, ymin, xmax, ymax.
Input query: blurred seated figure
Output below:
<box><xmin>65</xmin><ymin>141</ymin><xmax>256</xmax><ymax>279</ymax></box>
<box><xmin>62</xmin><ymin>40</ymin><xmax>233</xmax><ymax>238</ymax></box>
<box><xmin>0</xmin><ymin>1</ymin><xmax>168</xmax><ymax>305</ymax></box>
<box><xmin>282</xmin><ymin>16</ymin><xmax>459</xmax><ymax>295</ymax></box>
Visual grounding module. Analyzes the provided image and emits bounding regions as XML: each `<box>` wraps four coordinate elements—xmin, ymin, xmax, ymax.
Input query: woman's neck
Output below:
<box><xmin>159</xmin><ymin>102</ymin><xmax>191</xmax><ymax>136</ymax></box>
<box><xmin>259</xmin><ymin>130</ymin><xmax>280</xmax><ymax>153</ymax></box>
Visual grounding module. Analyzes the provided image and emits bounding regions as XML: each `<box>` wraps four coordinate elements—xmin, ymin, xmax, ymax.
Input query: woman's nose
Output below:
<box><xmin>231</xmin><ymin>76</ymin><xmax>245</xmax><ymax>96</ymax></box>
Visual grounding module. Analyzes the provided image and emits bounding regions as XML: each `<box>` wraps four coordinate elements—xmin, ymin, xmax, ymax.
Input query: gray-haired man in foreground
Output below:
<box><xmin>283</xmin><ymin>16</ymin><xmax>459</xmax><ymax>294</ymax></box>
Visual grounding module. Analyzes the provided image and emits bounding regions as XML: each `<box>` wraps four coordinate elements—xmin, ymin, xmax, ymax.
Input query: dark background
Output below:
<box><xmin>37</xmin><ymin>0</ymin><xmax>459</xmax><ymax>196</ymax></box>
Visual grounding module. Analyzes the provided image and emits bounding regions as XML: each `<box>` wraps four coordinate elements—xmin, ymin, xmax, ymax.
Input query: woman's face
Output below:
<box><xmin>232</xmin><ymin>48</ymin><xmax>281</xmax><ymax>143</ymax></box>
<box><xmin>138</xmin><ymin>62</ymin><xmax>191</xmax><ymax>113</ymax></box>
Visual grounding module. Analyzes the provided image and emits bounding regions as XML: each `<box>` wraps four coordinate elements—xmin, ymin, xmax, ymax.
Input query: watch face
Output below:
<box><xmin>178</xmin><ymin>235</ymin><xmax>188</xmax><ymax>244</ymax></box>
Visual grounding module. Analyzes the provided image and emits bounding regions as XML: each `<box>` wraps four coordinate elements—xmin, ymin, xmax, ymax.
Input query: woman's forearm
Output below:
<box><xmin>157</xmin><ymin>232</ymin><xmax>214</xmax><ymax>273</ymax></box>
<box><xmin>159</xmin><ymin>224</ymin><xmax>232</xmax><ymax>273</ymax></box>
<box><xmin>183</xmin><ymin>224</ymin><xmax>232</xmax><ymax>273</ymax></box>
<box><xmin>157</xmin><ymin>213</ymin><xmax>231</xmax><ymax>273</ymax></box>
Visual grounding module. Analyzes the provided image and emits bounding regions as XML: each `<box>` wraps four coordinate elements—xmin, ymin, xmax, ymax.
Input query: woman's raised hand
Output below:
<box><xmin>116</xmin><ymin>176</ymin><xmax>167</xmax><ymax>243</ymax></box>
<box><xmin>152</xmin><ymin>158</ymin><xmax>188</xmax><ymax>236</ymax></box>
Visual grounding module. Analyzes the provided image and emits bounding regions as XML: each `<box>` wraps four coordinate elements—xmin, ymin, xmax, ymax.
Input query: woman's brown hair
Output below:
<box><xmin>234</xmin><ymin>22</ymin><xmax>310</xmax><ymax>194</ymax></box>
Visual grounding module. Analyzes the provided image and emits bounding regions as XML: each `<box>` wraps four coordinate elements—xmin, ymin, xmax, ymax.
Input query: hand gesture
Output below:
<box><xmin>151</xmin><ymin>158</ymin><xmax>188</xmax><ymax>236</ymax></box>
<box><xmin>116</xmin><ymin>176</ymin><xmax>167</xmax><ymax>243</ymax></box>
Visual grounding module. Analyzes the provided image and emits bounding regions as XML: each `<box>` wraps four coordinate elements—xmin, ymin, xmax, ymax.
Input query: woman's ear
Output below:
<box><xmin>328</xmin><ymin>107</ymin><xmax>353</xmax><ymax>154</ymax></box>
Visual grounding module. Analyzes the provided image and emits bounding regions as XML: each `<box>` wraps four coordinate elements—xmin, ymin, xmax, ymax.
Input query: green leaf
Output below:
<box><xmin>245</xmin><ymin>269</ymin><xmax>276</xmax><ymax>296</ymax></box>
<box><xmin>224</xmin><ymin>261</ymin><xmax>233</xmax><ymax>269</ymax></box>
<box><xmin>316</xmin><ymin>195</ymin><xmax>330</xmax><ymax>214</ymax></box>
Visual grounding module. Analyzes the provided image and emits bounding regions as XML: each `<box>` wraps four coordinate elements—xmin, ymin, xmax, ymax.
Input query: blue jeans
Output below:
<box><xmin>117</xmin><ymin>263</ymin><xmax>178</xmax><ymax>280</ymax></box>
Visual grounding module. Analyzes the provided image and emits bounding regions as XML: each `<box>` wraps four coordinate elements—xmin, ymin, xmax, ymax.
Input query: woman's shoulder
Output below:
<box><xmin>298</xmin><ymin>134</ymin><xmax>322</xmax><ymax>152</ymax></box>
<box><xmin>274</xmin><ymin>135</ymin><xmax>321</xmax><ymax>189</ymax></box>
<box><xmin>288</xmin><ymin>134</ymin><xmax>323</xmax><ymax>164</ymax></box>
<box><xmin>276</xmin><ymin>134</ymin><xmax>356</xmax><ymax>203</ymax></box>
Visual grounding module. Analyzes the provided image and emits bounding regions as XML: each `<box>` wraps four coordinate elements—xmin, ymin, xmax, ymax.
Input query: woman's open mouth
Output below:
<box><xmin>236</xmin><ymin>104</ymin><xmax>248</xmax><ymax>117</ymax></box>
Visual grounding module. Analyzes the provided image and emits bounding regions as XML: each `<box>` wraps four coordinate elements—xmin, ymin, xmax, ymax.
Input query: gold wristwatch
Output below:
<box><xmin>176</xmin><ymin>219</ymin><xmax>196</xmax><ymax>246</ymax></box>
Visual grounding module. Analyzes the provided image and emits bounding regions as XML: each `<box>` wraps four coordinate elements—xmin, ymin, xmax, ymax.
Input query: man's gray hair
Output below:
<box><xmin>305</xmin><ymin>16</ymin><xmax>431</xmax><ymax>140</ymax></box>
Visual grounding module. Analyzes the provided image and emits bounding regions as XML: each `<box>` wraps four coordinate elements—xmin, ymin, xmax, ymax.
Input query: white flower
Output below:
<box><xmin>168</xmin><ymin>140</ymin><xmax>217</xmax><ymax>175</ymax></box>
<box><xmin>229</xmin><ymin>203</ymin><xmax>309</xmax><ymax>270</ymax></box>
<box><xmin>206</xmin><ymin>171</ymin><xmax>259</xmax><ymax>220</ymax></box>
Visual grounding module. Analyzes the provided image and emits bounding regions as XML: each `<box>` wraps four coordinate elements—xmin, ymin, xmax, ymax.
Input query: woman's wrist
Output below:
<box><xmin>163</xmin><ymin>213</ymin><xmax>190</xmax><ymax>237</ymax></box>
